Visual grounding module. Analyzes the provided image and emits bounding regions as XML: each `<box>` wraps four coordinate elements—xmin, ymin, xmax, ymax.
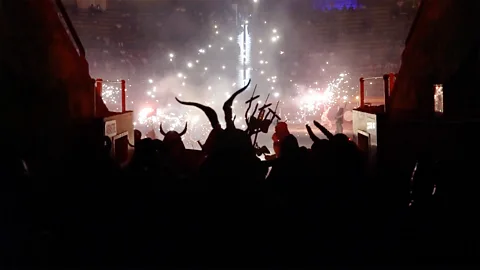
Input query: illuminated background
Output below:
<box><xmin>65</xmin><ymin>0</ymin><xmax>416</xmax><ymax>147</ymax></box>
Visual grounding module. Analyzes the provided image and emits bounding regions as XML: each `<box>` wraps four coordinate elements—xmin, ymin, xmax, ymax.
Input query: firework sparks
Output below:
<box><xmin>291</xmin><ymin>72</ymin><xmax>356</xmax><ymax>125</ymax></box>
<box><xmin>100</xmin><ymin>12</ymin><xmax>358</xmax><ymax>142</ymax></box>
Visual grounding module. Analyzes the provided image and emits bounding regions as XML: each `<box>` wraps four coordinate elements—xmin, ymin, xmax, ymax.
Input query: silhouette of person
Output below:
<box><xmin>270</xmin><ymin>121</ymin><xmax>290</xmax><ymax>158</ymax></box>
<box><xmin>335</xmin><ymin>106</ymin><xmax>345</xmax><ymax>134</ymax></box>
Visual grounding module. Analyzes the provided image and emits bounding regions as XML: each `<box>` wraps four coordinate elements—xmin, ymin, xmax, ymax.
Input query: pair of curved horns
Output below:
<box><xmin>176</xmin><ymin>79</ymin><xmax>251</xmax><ymax>129</ymax></box>
<box><xmin>159</xmin><ymin>122</ymin><xmax>188</xmax><ymax>137</ymax></box>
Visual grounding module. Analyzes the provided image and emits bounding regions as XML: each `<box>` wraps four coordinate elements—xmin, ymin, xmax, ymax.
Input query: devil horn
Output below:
<box><xmin>223</xmin><ymin>79</ymin><xmax>251</xmax><ymax>129</ymax></box>
<box><xmin>159</xmin><ymin>123</ymin><xmax>167</xmax><ymax>136</ymax></box>
<box><xmin>176</xmin><ymin>97</ymin><xmax>220</xmax><ymax>129</ymax></box>
<box><xmin>179</xmin><ymin>122</ymin><xmax>188</xmax><ymax>136</ymax></box>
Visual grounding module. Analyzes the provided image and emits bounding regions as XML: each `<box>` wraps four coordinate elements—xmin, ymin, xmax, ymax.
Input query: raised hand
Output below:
<box><xmin>313</xmin><ymin>120</ymin><xmax>334</xmax><ymax>140</ymax></box>
<box><xmin>306</xmin><ymin>124</ymin><xmax>320</xmax><ymax>143</ymax></box>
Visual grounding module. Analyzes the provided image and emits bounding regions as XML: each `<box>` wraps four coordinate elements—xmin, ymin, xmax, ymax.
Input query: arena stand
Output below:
<box><xmin>292</xmin><ymin>0</ymin><xmax>415</xmax><ymax>78</ymax></box>
<box><xmin>64</xmin><ymin>0</ymin><xmax>416</xmax><ymax>88</ymax></box>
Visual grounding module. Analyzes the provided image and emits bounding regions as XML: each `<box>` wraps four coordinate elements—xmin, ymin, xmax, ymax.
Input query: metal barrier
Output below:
<box><xmin>359</xmin><ymin>73</ymin><xmax>396</xmax><ymax>112</ymax></box>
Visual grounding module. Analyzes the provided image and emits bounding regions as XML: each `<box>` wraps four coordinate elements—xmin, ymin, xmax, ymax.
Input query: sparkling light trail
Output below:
<box><xmin>99</xmin><ymin>7</ymin><xmax>359</xmax><ymax>145</ymax></box>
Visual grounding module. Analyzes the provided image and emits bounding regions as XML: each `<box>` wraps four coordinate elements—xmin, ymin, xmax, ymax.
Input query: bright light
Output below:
<box><xmin>124</xmin><ymin>14</ymin><xmax>343</xmax><ymax>145</ymax></box>
<box><xmin>237</xmin><ymin>24</ymin><xmax>251</xmax><ymax>86</ymax></box>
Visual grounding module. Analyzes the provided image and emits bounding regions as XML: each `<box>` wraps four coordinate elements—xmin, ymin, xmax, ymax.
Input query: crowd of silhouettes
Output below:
<box><xmin>4</xmin><ymin>78</ymin><xmax>479</xmax><ymax>266</ymax></box>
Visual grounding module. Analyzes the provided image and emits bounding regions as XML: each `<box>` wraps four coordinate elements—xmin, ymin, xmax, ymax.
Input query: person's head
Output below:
<box><xmin>275</xmin><ymin>122</ymin><xmax>290</xmax><ymax>141</ymax></box>
<box><xmin>176</xmin><ymin>79</ymin><xmax>255</xmax><ymax>161</ymax></box>
<box><xmin>159</xmin><ymin>123</ymin><xmax>187</xmax><ymax>158</ymax></box>
<box><xmin>134</xmin><ymin>129</ymin><xmax>142</xmax><ymax>143</ymax></box>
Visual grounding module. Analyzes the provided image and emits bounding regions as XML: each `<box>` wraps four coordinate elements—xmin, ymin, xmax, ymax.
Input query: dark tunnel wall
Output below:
<box><xmin>0</xmin><ymin>0</ymin><xmax>109</xmax><ymax>174</ymax></box>
<box><xmin>391</xmin><ymin>0</ymin><xmax>480</xmax><ymax>119</ymax></box>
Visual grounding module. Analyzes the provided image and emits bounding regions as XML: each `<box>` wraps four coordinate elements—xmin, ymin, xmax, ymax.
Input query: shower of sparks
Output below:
<box><xmin>101</xmin><ymin>81</ymin><xmax>123</xmax><ymax>112</ymax></box>
<box><xmin>100</xmin><ymin>17</ymin><xmax>359</xmax><ymax>145</ymax></box>
<box><xmin>291</xmin><ymin>72</ymin><xmax>357</xmax><ymax>124</ymax></box>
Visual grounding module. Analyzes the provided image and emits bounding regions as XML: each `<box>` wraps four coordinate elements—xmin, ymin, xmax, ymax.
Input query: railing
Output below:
<box><xmin>359</xmin><ymin>73</ymin><xmax>396</xmax><ymax>112</ymax></box>
<box><xmin>54</xmin><ymin>0</ymin><xmax>86</xmax><ymax>57</ymax></box>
